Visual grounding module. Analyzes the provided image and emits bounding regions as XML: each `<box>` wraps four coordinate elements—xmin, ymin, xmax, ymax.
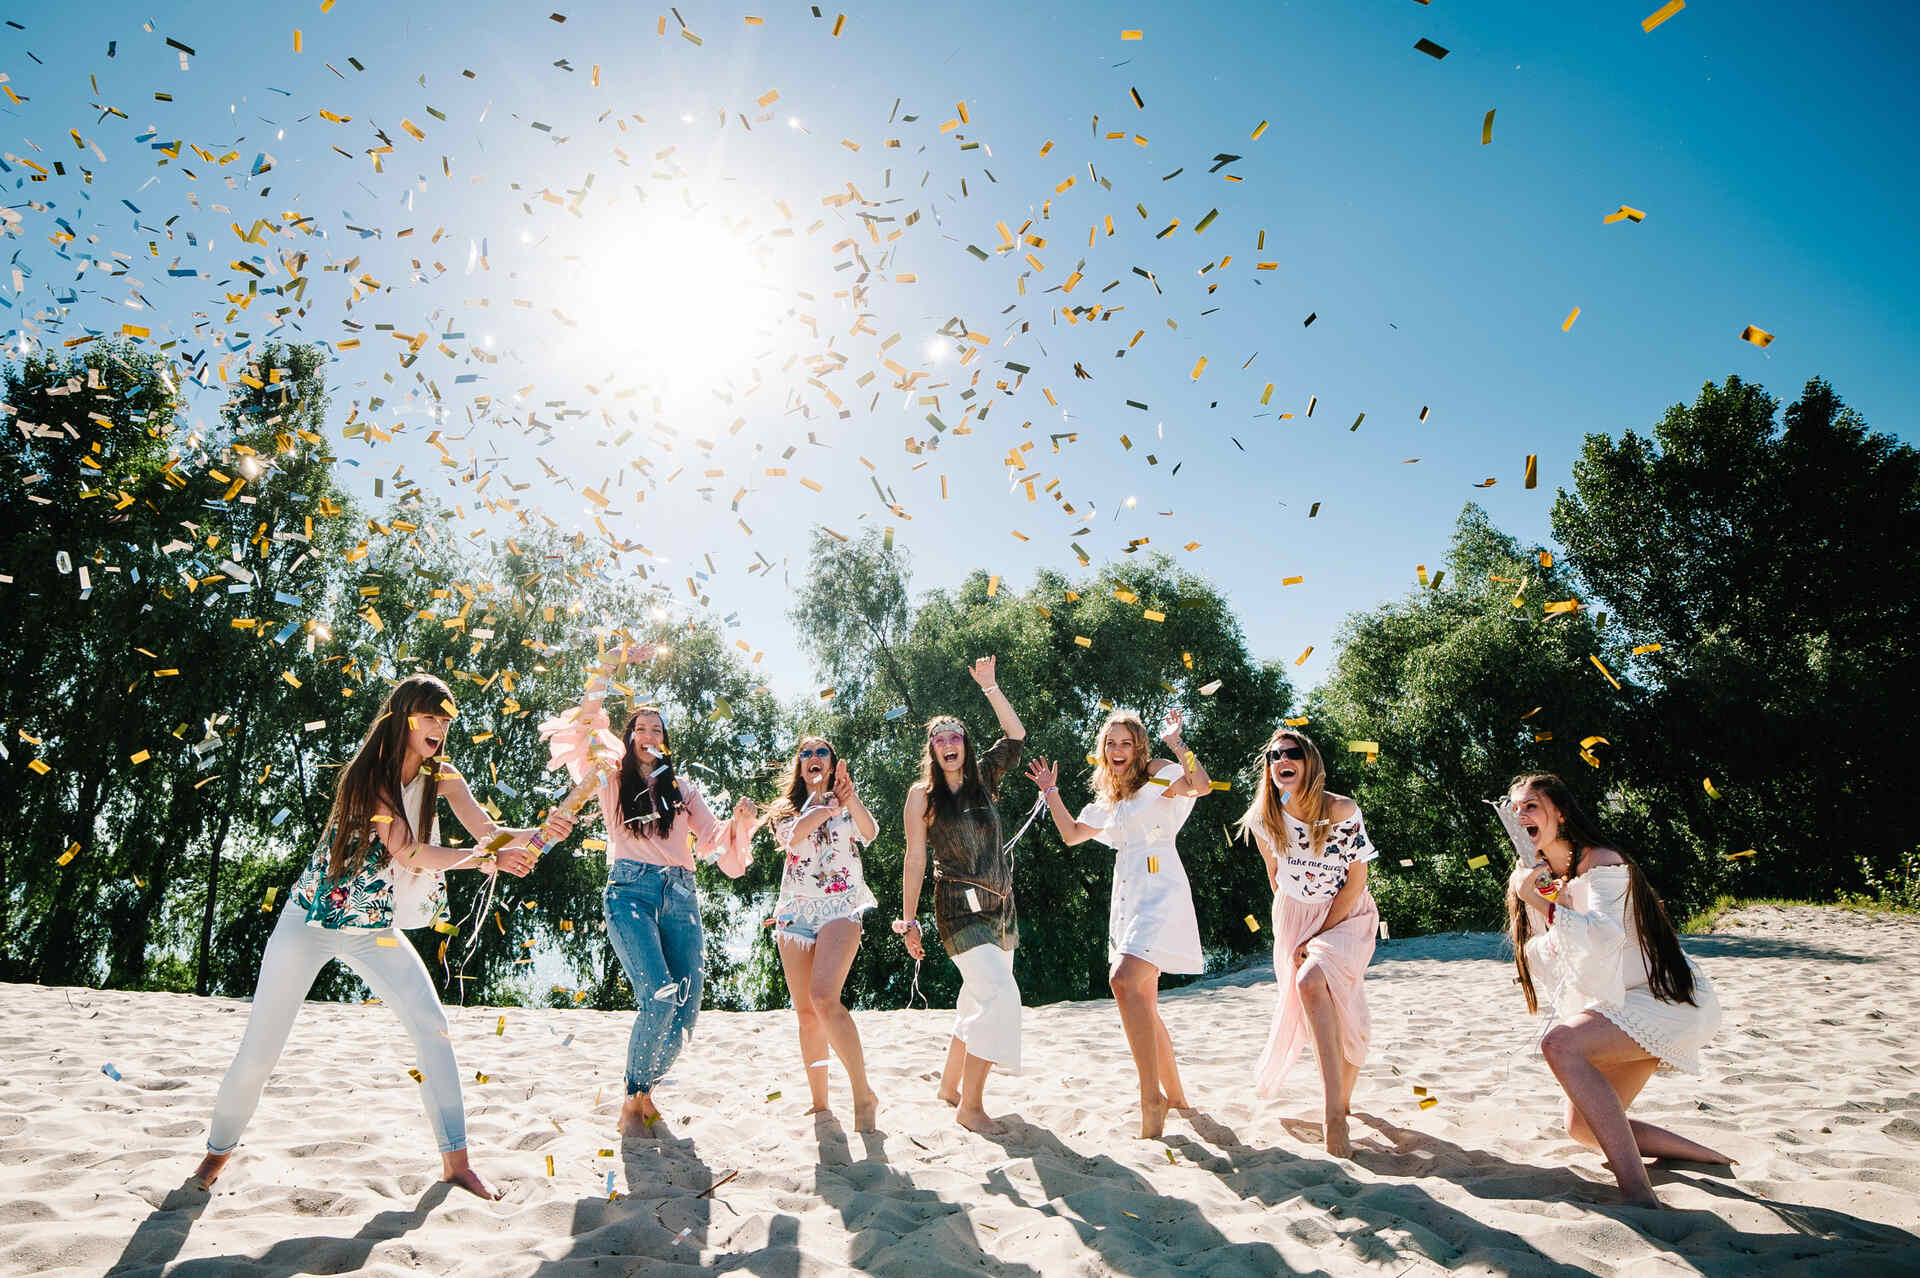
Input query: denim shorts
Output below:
<box><xmin>773</xmin><ymin>902</ymin><xmax>871</xmax><ymax>947</ymax></box>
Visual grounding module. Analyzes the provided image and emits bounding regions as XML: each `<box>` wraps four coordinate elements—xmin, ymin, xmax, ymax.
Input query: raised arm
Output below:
<box><xmin>1155</xmin><ymin>708</ymin><xmax>1212</xmax><ymax>799</ymax></box>
<box><xmin>834</xmin><ymin>760</ymin><xmax>881</xmax><ymax>843</ymax></box>
<box><xmin>969</xmin><ymin>655</ymin><xmax>1025</xmax><ymax>741</ymax></box>
<box><xmin>896</xmin><ymin>784</ymin><xmax>930</xmax><ymax>959</ymax></box>
<box><xmin>1026</xmin><ymin>756</ymin><xmax>1103</xmax><ymax>846</ymax></box>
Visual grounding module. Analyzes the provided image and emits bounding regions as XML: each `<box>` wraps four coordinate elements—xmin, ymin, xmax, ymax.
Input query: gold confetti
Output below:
<box><xmin>1589</xmin><ymin>654</ymin><xmax>1622</xmax><ymax>690</ymax></box>
<box><xmin>1245</xmin><ymin>914</ymin><xmax>1261</xmax><ymax>932</ymax></box>
<box><xmin>57</xmin><ymin>842</ymin><xmax>80</xmax><ymax>867</ymax></box>
<box><xmin>1121</xmin><ymin>29</ymin><xmax>1143</xmax><ymax>40</ymax></box>
<box><xmin>766</xmin><ymin>1090</ymin><xmax>782</xmax><ymax>1102</ymax></box>
<box><xmin>1725</xmin><ymin>849</ymin><xmax>1757</xmax><ymax>860</ymax></box>
<box><xmin>1250</xmin><ymin>119</ymin><xmax>1268</xmax><ymax>140</ymax></box>
<box><xmin>1481</xmin><ymin>108</ymin><xmax>1495</xmax><ymax>144</ymax></box>
<box><xmin>546</xmin><ymin>1155</ymin><xmax>555</xmax><ymax>1176</ymax></box>
<box><xmin>1703</xmin><ymin>777</ymin><xmax>1722</xmax><ymax>799</ymax></box>
<box><xmin>495</xmin><ymin>1015</ymin><xmax>506</xmax><ymax>1036</ymax></box>
<box><xmin>129</xmin><ymin>750</ymin><xmax>151</xmax><ymax>765</ymax></box>
<box><xmin>1525</xmin><ymin>454</ymin><xmax>1538</xmax><ymax>488</ymax></box>
<box><xmin>1147</xmin><ymin>857</ymin><xmax>1160</xmax><ymax>873</ymax></box>
<box><xmin>1419</xmin><ymin>1096</ymin><xmax>1439</xmax><ymax>1110</ymax></box>
<box><xmin>1741</xmin><ymin>325</ymin><xmax>1775</xmax><ymax>347</ymax></box>
<box><xmin>1603</xmin><ymin>205</ymin><xmax>1647</xmax><ymax>224</ymax></box>
<box><xmin>1294</xmin><ymin>646</ymin><xmax>1314</xmax><ymax>665</ymax></box>
<box><xmin>408</xmin><ymin>1068</ymin><xmax>424</xmax><ymax>1083</ymax></box>
<box><xmin>1641</xmin><ymin>0</ymin><xmax>1685</xmax><ymax>33</ymax></box>
<box><xmin>1466</xmin><ymin>854</ymin><xmax>1489</xmax><ymax>869</ymax></box>
<box><xmin>1561</xmin><ymin>307</ymin><xmax>1580</xmax><ymax>332</ymax></box>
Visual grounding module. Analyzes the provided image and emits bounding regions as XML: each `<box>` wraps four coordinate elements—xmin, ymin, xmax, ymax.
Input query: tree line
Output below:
<box><xmin>3</xmin><ymin>342</ymin><xmax>1913</xmax><ymax>1014</ymax></box>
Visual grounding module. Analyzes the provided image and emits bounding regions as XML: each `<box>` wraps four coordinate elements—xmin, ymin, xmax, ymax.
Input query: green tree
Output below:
<box><xmin>1309</xmin><ymin>505</ymin><xmax>1660</xmax><ymax>935</ymax></box>
<box><xmin>1552</xmin><ymin>376</ymin><xmax>1920</xmax><ymax>899</ymax></box>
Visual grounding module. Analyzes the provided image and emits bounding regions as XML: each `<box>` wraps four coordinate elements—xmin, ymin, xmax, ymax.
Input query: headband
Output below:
<box><xmin>927</xmin><ymin>716</ymin><xmax>966</xmax><ymax>738</ymax></box>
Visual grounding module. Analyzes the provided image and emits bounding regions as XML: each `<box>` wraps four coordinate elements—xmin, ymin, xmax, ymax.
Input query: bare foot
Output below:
<box><xmin>1139</xmin><ymin>1093</ymin><xmax>1170</xmax><ymax>1140</ymax></box>
<box><xmin>936</xmin><ymin>1087</ymin><xmax>961</xmax><ymax>1108</ymax></box>
<box><xmin>955</xmin><ymin>1104</ymin><xmax>1006</xmax><ymax>1135</ymax></box>
<box><xmin>1621</xmin><ymin>1189</ymin><xmax>1665</xmax><ymax>1209</ymax></box>
<box><xmin>190</xmin><ymin>1152</ymin><xmax>231</xmax><ymax>1189</ymax></box>
<box><xmin>853</xmin><ymin>1089</ymin><xmax>879</xmax><ymax>1133</ymax></box>
<box><xmin>1323</xmin><ymin>1110</ymin><xmax>1352</xmax><ymax>1159</ymax></box>
<box><xmin>618</xmin><ymin>1093</ymin><xmax>662</xmax><ymax>1138</ymax></box>
<box><xmin>442</xmin><ymin>1165</ymin><xmax>504</xmax><ymax>1200</ymax></box>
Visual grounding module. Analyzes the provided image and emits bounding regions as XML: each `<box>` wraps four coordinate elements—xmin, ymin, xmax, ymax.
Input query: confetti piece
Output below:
<box><xmin>1199</xmin><ymin>679</ymin><xmax>1222</xmax><ymax>695</ymax></box>
<box><xmin>1075</xmin><ymin>635</ymin><xmax>1093</xmax><ymax>648</ymax></box>
<box><xmin>599</xmin><ymin>1148</ymin><xmax>615</xmax><ymax>1158</ymax></box>
<box><xmin>1741</xmin><ymin>325</ymin><xmax>1775</xmax><ymax>347</ymax></box>
<box><xmin>1467</xmin><ymin>854</ymin><xmax>1490</xmax><ymax>869</ymax></box>
<box><xmin>1562</xmin><ymin>307</ymin><xmax>1580</xmax><ymax>332</ymax></box>
<box><xmin>57</xmin><ymin>843</ymin><xmax>80</xmax><ymax>867</ymax></box>
<box><xmin>1413</xmin><ymin>1085</ymin><xmax>1429</xmax><ymax>1096</ymax></box>
<box><xmin>475</xmin><ymin>1072</ymin><xmax>490</xmax><ymax>1084</ymax></box>
<box><xmin>130</xmin><ymin>750</ymin><xmax>151</xmax><ymax>765</ymax></box>
<box><xmin>1245</xmin><ymin>914</ymin><xmax>1261</xmax><ymax>932</ymax></box>
<box><xmin>1121</xmin><ymin>29</ymin><xmax>1143</xmax><ymax>40</ymax></box>
<box><xmin>1632</xmin><ymin>643</ymin><xmax>1664</xmax><ymax>655</ymax></box>
<box><xmin>102</xmin><ymin>1063</ymin><xmax>121</xmax><ymax>1081</ymax></box>
<box><xmin>1703</xmin><ymin>777</ymin><xmax>1722</xmax><ymax>799</ymax></box>
<box><xmin>1481</xmin><ymin>109</ymin><xmax>1495</xmax><ymax>144</ymax></box>
<box><xmin>1641</xmin><ymin>0</ymin><xmax>1685</xmax><ymax>32</ymax></box>
<box><xmin>1414</xmin><ymin>37</ymin><xmax>1449</xmax><ymax>59</ymax></box>
<box><xmin>1726</xmin><ymin>849</ymin><xmax>1757</xmax><ymax>860</ymax></box>
<box><xmin>1603</xmin><ymin>205</ymin><xmax>1648</xmax><ymax>224</ymax></box>
<box><xmin>1525</xmin><ymin>454</ymin><xmax>1538</xmax><ymax>488</ymax></box>
<box><xmin>1589</xmin><ymin>654</ymin><xmax>1622</xmax><ymax>690</ymax></box>
<box><xmin>1347</xmin><ymin>741</ymin><xmax>1380</xmax><ymax>755</ymax></box>
<box><xmin>766</xmin><ymin>1090</ymin><xmax>782</xmax><ymax>1102</ymax></box>
<box><xmin>1250</xmin><ymin>120</ymin><xmax>1268</xmax><ymax>141</ymax></box>
<box><xmin>408</xmin><ymin>1068</ymin><xmax>425</xmax><ymax>1083</ymax></box>
<box><xmin>1147</xmin><ymin>857</ymin><xmax>1160</xmax><ymax>873</ymax></box>
<box><xmin>496</xmin><ymin>1015</ymin><xmax>506</xmax><ymax>1035</ymax></box>
<box><xmin>1295</xmin><ymin>646</ymin><xmax>1314</xmax><ymax>665</ymax></box>
<box><xmin>546</xmin><ymin>1155</ymin><xmax>555</xmax><ymax>1176</ymax></box>
<box><xmin>1419</xmin><ymin>1096</ymin><xmax>1439</xmax><ymax>1109</ymax></box>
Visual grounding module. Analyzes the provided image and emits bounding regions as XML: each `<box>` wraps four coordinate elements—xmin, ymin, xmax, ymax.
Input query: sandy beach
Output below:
<box><xmin>3</xmin><ymin>903</ymin><xmax>1916</xmax><ymax>1276</ymax></box>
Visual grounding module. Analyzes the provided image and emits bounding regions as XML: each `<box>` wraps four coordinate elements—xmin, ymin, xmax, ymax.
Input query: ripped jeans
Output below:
<box><xmin>603</xmin><ymin>859</ymin><xmax>706</xmax><ymax>1096</ymax></box>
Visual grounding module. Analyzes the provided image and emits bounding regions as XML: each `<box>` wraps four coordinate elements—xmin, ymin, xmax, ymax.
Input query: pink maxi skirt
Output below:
<box><xmin>1255</xmin><ymin>889</ymin><xmax>1378</xmax><ymax>1098</ymax></box>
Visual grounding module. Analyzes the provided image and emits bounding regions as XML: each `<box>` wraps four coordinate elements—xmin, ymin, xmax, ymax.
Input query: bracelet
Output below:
<box><xmin>982</xmin><ymin>684</ymin><xmax>1000</xmax><ymax>695</ymax></box>
<box><xmin>1043</xmin><ymin>786</ymin><xmax>1059</xmax><ymax>795</ymax></box>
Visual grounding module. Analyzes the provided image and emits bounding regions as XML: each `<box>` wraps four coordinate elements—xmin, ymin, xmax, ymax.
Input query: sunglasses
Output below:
<box><xmin>1267</xmin><ymin>747</ymin><xmax>1307</xmax><ymax>762</ymax></box>
<box><xmin>798</xmin><ymin>746</ymin><xmax>833</xmax><ymax>760</ymax></box>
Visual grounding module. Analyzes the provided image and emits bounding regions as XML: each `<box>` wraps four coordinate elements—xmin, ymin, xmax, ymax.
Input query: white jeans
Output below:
<box><xmin>206</xmin><ymin>906</ymin><xmax>467</xmax><ymax>1155</ymax></box>
<box><xmin>951</xmin><ymin>942</ymin><xmax>1022</xmax><ymax>1073</ymax></box>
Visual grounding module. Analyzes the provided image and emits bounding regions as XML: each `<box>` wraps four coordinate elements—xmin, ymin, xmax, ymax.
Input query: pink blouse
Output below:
<box><xmin>595</xmin><ymin>773</ymin><xmax>752</xmax><ymax>877</ymax></box>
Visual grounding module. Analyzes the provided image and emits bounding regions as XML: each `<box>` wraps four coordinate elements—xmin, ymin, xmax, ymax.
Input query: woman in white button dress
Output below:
<box><xmin>1027</xmin><ymin>708</ymin><xmax>1212</xmax><ymax>1138</ymax></box>
<box><xmin>1505</xmin><ymin>772</ymin><xmax>1732</xmax><ymax>1207</ymax></box>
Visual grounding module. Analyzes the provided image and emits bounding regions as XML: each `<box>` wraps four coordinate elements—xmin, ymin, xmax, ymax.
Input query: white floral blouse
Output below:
<box><xmin>773</xmin><ymin>802</ymin><xmax>879</xmax><ymax>928</ymax></box>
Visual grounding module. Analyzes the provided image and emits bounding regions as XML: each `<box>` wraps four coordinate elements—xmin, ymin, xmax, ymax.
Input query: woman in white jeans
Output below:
<box><xmin>193</xmin><ymin>675</ymin><xmax>569</xmax><ymax>1199</ymax></box>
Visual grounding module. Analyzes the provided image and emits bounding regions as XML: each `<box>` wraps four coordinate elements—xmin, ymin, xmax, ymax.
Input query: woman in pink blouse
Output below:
<box><xmin>559</xmin><ymin>644</ymin><xmax>758</xmax><ymax>1137</ymax></box>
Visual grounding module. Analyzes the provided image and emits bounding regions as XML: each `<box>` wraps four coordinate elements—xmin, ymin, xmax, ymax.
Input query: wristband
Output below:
<box><xmin>983</xmin><ymin>684</ymin><xmax>1000</xmax><ymax>695</ymax></box>
<box><xmin>1043</xmin><ymin>786</ymin><xmax>1059</xmax><ymax>795</ymax></box>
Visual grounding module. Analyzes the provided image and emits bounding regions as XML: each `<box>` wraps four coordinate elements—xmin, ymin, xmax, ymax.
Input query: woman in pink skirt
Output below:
<box><xmin>1237</xmin><ymin>726</ymin><xmax>1379</xmax><ymax>1156</ymax></box>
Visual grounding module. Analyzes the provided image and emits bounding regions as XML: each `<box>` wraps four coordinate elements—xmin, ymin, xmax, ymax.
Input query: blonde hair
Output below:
<box><xmin>1090</xmin><ymin>710</ymin><xmax>1154</xmax><ymax>804</ymax></box>
<box><xmin>1236</xmin><ymin>727</ymin><xmax>1332</xmax><ymax>856</ymax></box>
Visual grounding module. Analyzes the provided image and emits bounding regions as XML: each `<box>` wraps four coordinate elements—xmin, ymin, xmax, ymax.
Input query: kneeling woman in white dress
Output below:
<box><xmin>1505</xmin><ymin>772</ymin><xmax>1734</xmax><ymax>1208</ymax></box>
<box><xmin>1028</xmin><ymin>708</ymin><xmax>1212</xmax><ymax>1138</ymax></box>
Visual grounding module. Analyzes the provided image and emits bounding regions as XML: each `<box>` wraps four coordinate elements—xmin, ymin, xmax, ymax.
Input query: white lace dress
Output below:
<box><xmin>1078</xmin><ymin>761</ymin><xmax>1205</xmax><ymax>976</ymax></box>
<box><xmin>1524</xmin><ymin>865</ymin><xmax>1721</xmax><ymax>1073</ymax></box>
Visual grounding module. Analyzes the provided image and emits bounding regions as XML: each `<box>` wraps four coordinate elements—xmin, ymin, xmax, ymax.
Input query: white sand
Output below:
<box><xmin>4</xmin><ymin>903</ymin><xmax>1916</xmax><ymax>1276</ymax></box>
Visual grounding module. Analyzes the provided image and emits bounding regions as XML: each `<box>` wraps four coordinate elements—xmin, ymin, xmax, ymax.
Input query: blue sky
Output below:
<box><xmin>5</xmin><ymin>0</ymin><xmax>1916</xmax><ymax>710</ymax></box>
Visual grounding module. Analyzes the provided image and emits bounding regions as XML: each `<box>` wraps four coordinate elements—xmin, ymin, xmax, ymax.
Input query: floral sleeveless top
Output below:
<box><xmin>291</xmin><ymin>773</ymin><xmax>438</xmax><ymax>930</ymax></box>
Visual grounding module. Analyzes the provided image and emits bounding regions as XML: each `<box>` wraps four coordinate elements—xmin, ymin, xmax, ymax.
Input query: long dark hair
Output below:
<box><xmin>1506</xmin><ymin>773</ymin><xmax>1696</xmax><ymax>1014</ymax></box>
<box><xmin>616</xmin><ymin>707</ymin><xmax>683</xmax><ymax>841</ymax></box>
<box><xmin>918</xmin><ymin>719</ymin><xmax>991</xmax><ymax>825</ymax></box>
<box><xmin>323</xmin><ymin>674</ymin><xmax>450</xmax><ymax>879</ymax></box>
<box><xmin>762</xmin><ymin>735</ymin><xmax>836</xmax><ymax>831</ymax></box>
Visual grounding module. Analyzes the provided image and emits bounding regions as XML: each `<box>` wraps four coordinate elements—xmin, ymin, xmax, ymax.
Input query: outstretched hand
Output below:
<box><xmin>968</xmin><ymin>655</ymin><xmax>998</xmax><ymax>690</ymax></box>
<box><xmin>1160</xmin><ymin>707</ymin><xmax>1186</xmax><ymax>746</ymax></box>
<box><xmin>831</xmin><ymin>760</ymin><xmax>855</xmax><ymax>804</ymax></box>
<box><xmin>1025</xmin><ymin>757</ymin><xmax>1059</xmax><ymax>793</ymax></box>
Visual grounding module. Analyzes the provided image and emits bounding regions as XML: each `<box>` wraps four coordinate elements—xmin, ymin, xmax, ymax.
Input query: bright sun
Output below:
<box><xmin>564</xmin><ymin>214</ymin><xmax>785</xmax><ymax>395</ymax></box>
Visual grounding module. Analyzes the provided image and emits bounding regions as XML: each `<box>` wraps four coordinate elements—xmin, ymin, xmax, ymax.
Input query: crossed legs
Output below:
<box><xmin>778</xmin><ymin>919</ymin><xmax>879</xmax><ymax>1131</ymax></box>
